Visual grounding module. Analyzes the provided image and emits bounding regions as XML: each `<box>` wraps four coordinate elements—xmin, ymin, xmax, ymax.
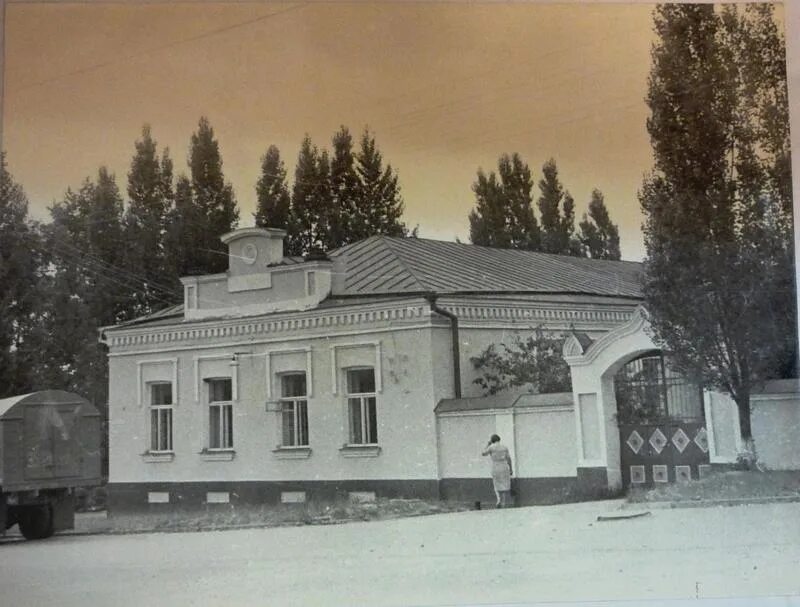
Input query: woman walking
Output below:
<box><xmin>482</xmin><ymin>434</ymin><xmax>513</xmax><ymax>508</ymax></box>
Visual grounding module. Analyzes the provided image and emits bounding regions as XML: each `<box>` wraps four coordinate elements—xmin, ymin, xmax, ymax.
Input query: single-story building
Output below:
<box><xmin>102</xmin><ymin>228</ymin><xmax>798</xmax><ymax>511</ymax></box>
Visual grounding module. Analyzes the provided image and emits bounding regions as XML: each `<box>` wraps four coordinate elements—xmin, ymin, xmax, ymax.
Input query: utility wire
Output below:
<box><xmin>43</xmin><ymin>245</ymin><xmax>181</xmax><ymax>307</ymax></box>
<box><xmin>21</xmin><ymin>229</ymin><xmax>240</xmax><ymax>309</ymax></box>
<box><xmin>17</xmin><ymin>3</ymin><xmax>308</xmax><ymax>92</ymax></box>
<box><xmin>20</xmin><ymin>229</ymin><xmax>183</xmax><ymax>299</ymax></box>
<box><xmin>20</xmin><ymin>232</ymin><xmax>182</xmax><ymax>307</ymax></box>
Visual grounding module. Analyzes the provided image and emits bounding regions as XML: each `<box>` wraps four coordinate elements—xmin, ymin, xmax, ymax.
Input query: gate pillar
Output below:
<box><xmin>564</xmin><ymin>307</ymin><xmax>659</xmax><ymax>494</ymax></box>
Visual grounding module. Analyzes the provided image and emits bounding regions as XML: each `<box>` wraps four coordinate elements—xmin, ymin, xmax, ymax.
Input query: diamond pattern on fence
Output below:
<box><xmin>694</xmin><ymin>428</ymin><xmax>709</xmax><ymax>453</ymax></box>
<box><xmin>672</xmin><ymin>428</ymin><xmax>690</xmax><ymax>453</ymax></box>
<box><xmin>649</xmin><ymin>428</ymin><xmax>668</xmax><ymax>454</ymax></box>
<box><xmin>626</xmin><ymin>430</ymin><xmax>644</xmax><ymax>454</ymax></box>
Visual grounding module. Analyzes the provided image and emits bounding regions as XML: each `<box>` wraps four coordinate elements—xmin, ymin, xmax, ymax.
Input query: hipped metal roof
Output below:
<box><xmin>114</xmin><ymin>236</ymin><xmax>643</xmax><ymax>329</ymax></box>
<box><xmin>331</xmin><ymin>236</ymin><xmax>643</xmax><ymax>297</ymax></box>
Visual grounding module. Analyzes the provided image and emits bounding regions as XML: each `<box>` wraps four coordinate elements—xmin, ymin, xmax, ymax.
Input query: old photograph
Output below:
<box><xmin>0</xmin><ymin>0</ymin><xmax>798</xmax><ymax>605</ymax></box>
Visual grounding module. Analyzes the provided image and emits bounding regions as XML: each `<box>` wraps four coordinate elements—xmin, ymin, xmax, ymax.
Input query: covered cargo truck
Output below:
<box><xmin>0</xmin><ymin>390</ymin><xmax>102</xmax><ymax>539</ymax></box>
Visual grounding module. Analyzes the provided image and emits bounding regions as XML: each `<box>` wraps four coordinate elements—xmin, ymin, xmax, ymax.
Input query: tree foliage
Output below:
<box><xmin>166</xmin><ymin>175</ymin><xmax>200</xmax><ymax>278</ymax></box>
<box><xmin>254</xmin><ymin>145</ymin><xmax>291</xmax><ymax>234</ymax></box>
<box><xmin>469</xmin><ymin>153</ymin><xmax>540</xmax><ymax>249</ymax></box>
<box><xmin>468</xmin><ymin>155</ymin><xmax>618</xmax><ymax>258</ymax></box>
<box><xmin>578</xmin><ymin>189</ymin><xmax>621</xmax><ymax>260</ymax></box>
<box><xmin>284</xmin><ymin>127</ymin><xmax>409</xmax><ymax>256</ymax></box>
<box><xmin>123</xmin><ymin>125</ymin><xmax>177</xmax><ymax>315</ymax></box>
<box><xmin>639</xmin><ymin>4</ymin><xmax>794</xmax><ymax>447</ymax></box>
<box><xmin>286</xmin><ymin>136</ymin><xmax>330</xmax><ymax>256</ymax></box>
<box><xmin>27</xmin><ymin>168</ymin><xmax>132</xmax><ymax>409</ymax></box>
<box><xmin>471</xmin><ymin>327</ymin><xmax>572</xmax><ymax>395</ymax></box>
<box><xmin>328</xmin><ymin>126</ymin><xmax>360</xmax><ymax>249</ymax></box>
<box><xmin>184</xmin><ymin>117</ymin><xmax>240</xmax><ymax>273</ymax></box>
<box><xmin>355</xmin><ymin>129</ymin><xmax>407</xmax><ymax>240</ymax></box>
<box><xmin>0</xmin><ymin>155</ymin><xmax>41</xmax><ymax>396</ymax></box>
<box><xmin>537</xmin><ymin>159</ymin><xmax>580</xmax><ymax>255</ymax></box>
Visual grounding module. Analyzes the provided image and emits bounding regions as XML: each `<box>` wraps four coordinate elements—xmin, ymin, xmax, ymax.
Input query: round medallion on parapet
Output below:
<box><xmin>242</xmin><ymin>243</ymin><xmax>258</xmax><ymax>265</ymax></box>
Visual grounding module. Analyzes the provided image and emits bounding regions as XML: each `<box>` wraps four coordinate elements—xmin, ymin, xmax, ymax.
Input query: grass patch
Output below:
<box><xmin>627</xmin><ymin>470</ymin><xmax>800</xmax><ymax>503</ymax></box>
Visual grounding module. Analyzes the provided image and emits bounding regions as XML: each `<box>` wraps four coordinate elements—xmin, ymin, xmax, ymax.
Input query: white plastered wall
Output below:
<box><xmin>436</xmin><ymin>402</ymin><xmax>577</xmax><ymax>480</ymax></box>
<box><xmin>750</xmin><ymin>391</ymin><xmax>800</xmax><ymax>470</ymax></box>
<box><xmin>108</xmin><ymin>324</ymin><xmax>445</xmax><ymax>485</ymax></box>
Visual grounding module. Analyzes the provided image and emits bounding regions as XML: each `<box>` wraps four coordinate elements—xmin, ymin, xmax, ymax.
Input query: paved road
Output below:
<box><xmin>1</xmin><ymin>501</ymin><xmax>799</xmax><ymax>606</ymax></box>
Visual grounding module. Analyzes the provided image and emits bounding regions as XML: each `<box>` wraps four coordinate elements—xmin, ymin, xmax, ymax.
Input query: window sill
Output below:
<box><xmin>199</xmin><ymin>449</ymin><xmax>236</xmax><ymax>462</ymax></box>
<box><xmin>272</xmin><ymin>446</ymin><xmax>312</xmax><ymax>460</ymax></box>
<box><xmin>142</xmin><ymin>451</ymin><xmax>175</xmax><ymax>463</ymax></box>
<box><xmin>339</xmin><ymin>444</ymin><xmax>381</xmax><ymax>458</ymax></box>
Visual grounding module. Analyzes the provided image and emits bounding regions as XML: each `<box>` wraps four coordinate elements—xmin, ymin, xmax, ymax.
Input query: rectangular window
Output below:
<box><xmin>207</xmin><ymin>378</ymin><xmax>233</xmax><ymax>450</ymax></box>
<box><xmin>280</xmin><ymin>373</ymin><xmax>308</xmax><ymax>446</ymax></box>
<box><xmin>306</xmin><ymin>271</ymin><xmax>316</xmax><ymax>296</ymax></box>
<box><xmin>346</xmin><ymin>368</ymin><xmax>377</xmax><ymax>445</ymax></box>
<box><xmin>149</xmin><ymin>383</ymin><xmax>173</xmax><ymax>452</ymax></box>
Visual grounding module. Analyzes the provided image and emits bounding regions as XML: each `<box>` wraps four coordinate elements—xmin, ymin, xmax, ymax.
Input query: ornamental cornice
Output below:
<box><xmin>105</xmin><ymin>297</ymin><xmax>638</xmax><ymax>352</ymax></box>
<box><xmin>106</xmin><ymin>301</ymin><xmax>431</xmax><ymax>350</ymax></box>
<box><xmin>437</xmin><ymin>300</ymin><xmax>636</xmax><ymax>328</ymax></box>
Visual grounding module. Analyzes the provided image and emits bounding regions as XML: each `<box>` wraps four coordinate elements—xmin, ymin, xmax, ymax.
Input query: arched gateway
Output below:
<box><xmin>563</xmin><ymin>307</ymin><xmax>711</xmax><ymax>490</ymax></box>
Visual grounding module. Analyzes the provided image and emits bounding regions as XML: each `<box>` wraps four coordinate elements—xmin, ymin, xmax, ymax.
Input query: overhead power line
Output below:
<box><xmin>17</xmin><ymin>3</ymin><xmax>308</xmax><ymax>92</ymax></box>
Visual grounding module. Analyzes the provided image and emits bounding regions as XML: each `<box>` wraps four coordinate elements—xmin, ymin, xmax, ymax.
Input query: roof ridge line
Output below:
<box><xmin>382</xmin><ymin>235</ymin><xmax>641</xmax><ymax>266</ymax></box>
<box><xmin>382</xmin><ymin>237</ymin><xmax>430</xmax><ymax>293</ymax></box>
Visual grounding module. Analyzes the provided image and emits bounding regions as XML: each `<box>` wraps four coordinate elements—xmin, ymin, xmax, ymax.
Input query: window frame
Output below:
<box><xmin>345</xmin><ymin>367</ymin><xmax>378</xmax><ymax>446</ymax></box>
<box><xmin>148</xmin><ymin>381</ymin><xmax>174</xmax><ymax>454</ymax></box>
<box><xmin>278</xmin><ymin>372</ymin><xmax>309</xmax><ymax>448</ymax></box>
<box><xmin>206</xmin><ymin>377</ymin><xmax>234</xmax><ymax>451</ymax></box>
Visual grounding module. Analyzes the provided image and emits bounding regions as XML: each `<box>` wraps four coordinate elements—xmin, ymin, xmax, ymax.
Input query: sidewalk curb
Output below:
<box><xmin>597</xmin><ymin>510</ymin><xmax>651</xmax><ymax>521</ymax></box>
<box><xmin>621</xmin><ymin>494</ymin><xmax>800</xmax><ymax>510</ymax></box>
<box><xmin>4</xmin><ymin>506</ymin><xmax>470</xmax><ymax>539</ymax></box>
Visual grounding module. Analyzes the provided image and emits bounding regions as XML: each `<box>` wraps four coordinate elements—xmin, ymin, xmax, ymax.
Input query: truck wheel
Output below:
<box><xmin>18</xmin><ymin>505</ymin><xmax>54</xmax><ymax>540</ymax></box>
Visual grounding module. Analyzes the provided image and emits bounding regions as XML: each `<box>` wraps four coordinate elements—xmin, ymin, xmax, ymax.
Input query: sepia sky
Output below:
<box><xmin>1</xmin><ymin>2</ymin><xmax>787</xmax><ymax>260</ymax></box>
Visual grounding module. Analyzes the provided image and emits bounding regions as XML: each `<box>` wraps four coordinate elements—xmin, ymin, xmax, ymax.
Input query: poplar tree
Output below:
<box><xmin>287</xmin><ymin>136</ymin><xmax>329</xmax><ymax>256</ymax></box>
<box><xmin>187</xmin><ymin>117</ymin><xmax>239</xmax><ymax>273</ymax></box>
<box><xmin>254</xmin><ymin>145</ymin><xmax>291</xmax><ymax>233</ymax></box>
<box><xmin>578</xmin><ymin>190</ymin><xmax>621</xmax><ymax>260</ymax></box>
<box><xmin>355</xmin><ymin>129</ymin><xmax>407</xmax><ymax>240</ymax></box>
<box><xmin>537</xmin><ymin>159</ymin><xmax>579</xmax><ymax>255</ymax></box>
<box><xmin>469</xmin><ymin>153</ymin><xmax>539</xmax><ymax>249</ymax></box>
<box><xmin>327</xmin><ymin>126</ymin><xmax>360</xmax><ymax>249</ymax></box>
<box><xmin>469</xmin><ymin>170</ymin><xmax>507</xmax><ymax>247</ymax></box>
<box><xmin>124</xmin><ymin>125</ymin><xmax>177</xmax><ymax>315</ymax></box>
<box><xmin>165</xmin><ymin>175</ymin><xmax>201</xmax><ymax>278</ymax></box>
<box><xmin>639</xmin><ymin>4</ymin><xmax>794</xmax><ymax>459</ymax></box>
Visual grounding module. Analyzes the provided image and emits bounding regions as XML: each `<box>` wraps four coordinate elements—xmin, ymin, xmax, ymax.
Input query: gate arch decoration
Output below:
<box><xmin>563</xmin><ymin>306</ymin><xmax>719</xmax><ymax>492</ymax></box>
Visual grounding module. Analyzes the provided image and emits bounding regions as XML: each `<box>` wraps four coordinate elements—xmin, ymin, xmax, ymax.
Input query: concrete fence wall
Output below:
<box><xmin>751</xmin><ymin>381</ymin><xmax>800</xmax><ymax>471</ymax></box>
<box><xmin>705</xmin><ymin>381</ymin><xmax>800</xmax><ymax>471</ymax></box>
<box><xmin>436</xmin><ymin>393</ymin><xmax>580</xmax><ymax>505</ymax></box>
